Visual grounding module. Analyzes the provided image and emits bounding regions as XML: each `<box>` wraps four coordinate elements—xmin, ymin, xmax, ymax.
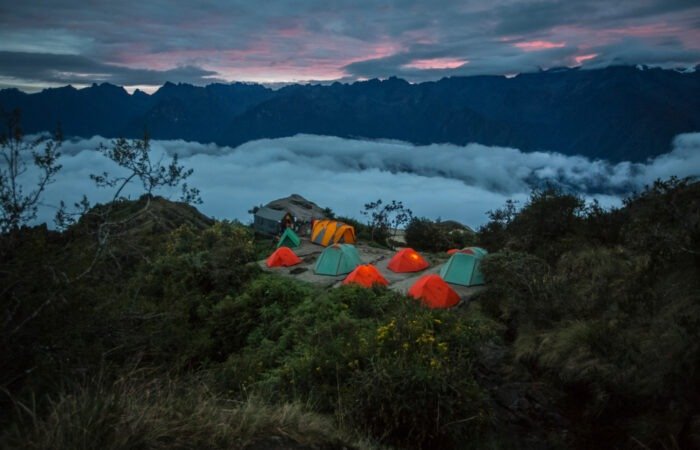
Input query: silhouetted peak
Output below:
<box><xmin>0</xmin><ymin>87</ymin><xmax>23</xmax><ymax>94</ymax></box>
<box><xmin>384</xmin><ymin>76</ymin><xmax>409</xmax><ymax>85</ymax></box>
<box><xmin>545</xmin><ymin>66</ymin><xmax>578</xmax><ymax>73</ymax></box>
<box><xmin>154</xmin><ymin>81</ymin><xmax>177</xmax><ymax>94</ymax></box>
<box><xmin>87</xmin><ymin>82</ymin><xmax>128</xmax><ymax>95</ymax></box>
<box><xmin>131</xmin><ymin>89</ymin><xmax>150</xmax><ymax>99</ymax></box>
<box><xmin>153</xmin><ymin>81</ymin><xmax>200</xmax><ymax>97</ymax></box>
<box><xmin>45</xmin><ymin>85</ymin><xmax>77</xmax><ymax>93</ymax></box>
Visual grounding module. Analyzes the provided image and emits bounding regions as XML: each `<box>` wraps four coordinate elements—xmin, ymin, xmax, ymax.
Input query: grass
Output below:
<box><xmin>2</xmin><ymin>371</ymin><xmax>374</xmax><ymax>450</ymax></box>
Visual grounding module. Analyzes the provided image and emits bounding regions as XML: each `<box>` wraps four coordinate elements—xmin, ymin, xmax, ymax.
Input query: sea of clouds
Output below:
<box><xmin>17</xmin><ymin>132</ymin><xmax>700</xmax><ymax>229</ymax></box>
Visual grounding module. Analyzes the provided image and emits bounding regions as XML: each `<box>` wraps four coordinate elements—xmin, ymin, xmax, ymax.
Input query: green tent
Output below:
<box><xmin>439</xmin><ymin>248</ymin><xmax>488</xmax><ymax>286</ymax></box>
<box><xmin>314</xmin><ymin>244</ymin><xmax>362</xmax><ymax>276</ymax></box>
<box><xmin>465</xmin><ymin>247</ymin><xmax>488</xmax><ymax>257</ymax></box>
<box><xmin>277</xmin><ymin>228</ymin><xmax>301</xmax><ymax>248</ymax></box>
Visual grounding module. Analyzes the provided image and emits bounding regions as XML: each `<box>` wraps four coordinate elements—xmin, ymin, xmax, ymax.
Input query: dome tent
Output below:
<box><xmin>439</xmin><ymin>247</ymin><xmax>488</xmax><ymax>286</ymax></box>
<box><xmin>387</xmin><ymin>248</ymin><xmax>429</xmax><ymax>273</ymax></box>
<box><xmin>342</xmin><ymin>264</ymin><xmax>389</xmax><ymax>288</ymax></box>
<box><xmin>266</xmin><ymin>247</ymin><xmax>302</xmax><ymax>268</ymax></box>
<box><xmin>314</xmin><ymin>244</ymin><xmax>362</xmax><ymax>276</ymax></box>
<box><xmin>277</xmin><ymin>227</ymin><xmax>301</xmax><ymax>248</ymax></box>
<box><xmin>458</xmin><ymin>247</ymin><xmax>487</xmax><ymax>256</ymax></box>
<box><xmin>311</xmin><ymin>220</ymin><xmax>356</xmax><ymax>246</ymax></box>
<box><xmin>447</xmin><ymin>247</ymin><xmax>487</xmax><ymax>256</ymax></box>
<box><xmin>408</xmin><ymin>274</ymin><xmax>460</xmax><ymax>309</ymax></box>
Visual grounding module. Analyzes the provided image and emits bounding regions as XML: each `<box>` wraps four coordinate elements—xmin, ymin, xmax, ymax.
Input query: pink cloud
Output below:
<box><xmin>403</xmin><ymin>57</ymin><xmax>468</xmax><ymax>70</ymax></box>
<box><xmin>574</xmin><ymin>53</ymin><xmax>598</xmax><ymax>64</ymax></box>
<box><xmin>514</xmin><ymin>40</ymin><xmax>566</xmax><ymax>51</ymax></box>
<box><xmin>278</xmin><ymin>26</ymin><xmax>305</xmax><ymax>38</ymax></box>
<box><xmin>107</xmin><ymin>34</ymin><xmax>403</xmax><ymax>83</ymax></box>
<box><xmin>552</xmin><ymin>23</ymin><xmax>700</xmax><ymax>50</ymax></box>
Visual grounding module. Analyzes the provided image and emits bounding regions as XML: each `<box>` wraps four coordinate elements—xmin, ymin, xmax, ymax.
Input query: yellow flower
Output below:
<box><xmin>415</xmin><ymin>331</ymin><xmax>436</xmax><ymax>345</ymax></box>
<box><xmin>376</xmin><ymin>319</ymin><xmax>396</xmax><ymax>341</ymax></box>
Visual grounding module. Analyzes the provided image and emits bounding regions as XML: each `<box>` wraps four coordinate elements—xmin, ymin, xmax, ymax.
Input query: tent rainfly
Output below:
<box><xmin>277</xmin><ymin>228</ymin><xmax>301</xmax><ymax>248</ymax></box>
<box><xmin>408</xmin><ymin>274</ymin><xmax>460</xmax><ymax>309</ymax></box>
<box><xmin>314</xmin><ymin>244</ymin><xmax>362</xmax><ymax>276</ymax></box>
<box><xmin>447</xmin><ymin>246</ymin><xmax>487</xmax><ymax>256</ymax></box>
<box><xmin>342</xmin><ymin>264</ymin><xmax>389</xmax><ymax>288</ymax></box>
<box><xmin>266</xmin><ymin>247</ymin><xmax>302</xmax><ymax>268</ymax></box>
<box><xmin>387</xmin><ymin>248</ymin><xmax>429</xmax><ymax>273</ymax></box>
<box><xmin>311</xmin><ymin>220</ymin><xmax>356</xmax><ymax>246</ymax></box>
<box><xmin>439</xmin><ymin>247</ymin><xmax>488</xmax><ymax>286</ymax></box>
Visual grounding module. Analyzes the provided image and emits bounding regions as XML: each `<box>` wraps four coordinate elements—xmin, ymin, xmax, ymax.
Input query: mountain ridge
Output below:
<box><xmin>1</xmin><ymin>65</ymin><xmax>699</xmax><ymax>162</ymax></box>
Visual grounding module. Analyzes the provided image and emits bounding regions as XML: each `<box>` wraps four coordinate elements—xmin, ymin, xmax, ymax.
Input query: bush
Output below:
<box><xmin>213</xmin><ymin>277</ymin><xmax>500</xmax><ymax>448</ymax></box>
<box><xmin>477</xmin><ymin>189</ymin><xmax>587</xmax><ymax>264</ymax></box>
<box><xmin>480</xmin><ymin>237</ymin><xmax>700</xmax><ymax>447</ymax></box>
<box><xmin>344</xmin><ymin>303</ymin><xmax>496</xmax><ymax>448</ymax></box>
<box><xmin>506</xmin><ymin>188</ymin><xmax>587</xmax><ymax>263</ymax></box>
<box><xmin>157</xmin><ymin>221</ymin><xmax>258</xmax><ymax>294</ymax></box>
<box><xmin>479</xmin><ymin>250</ymin><xmax>558</xmax><ymax>335</ymax></box>
<box><xmin>621</xmin><ymin>177</ymin><xmax>700</xmax><ymax>267</ymax></box>
<box><xmin>404</xmin><ymin>217</ymin><xmax>474</xmax><ymax>252</ymax></box>
<box><xmin>209</xmin><ymin>275</ymin><xmax>314</xmax><ymax>361</ymax></box>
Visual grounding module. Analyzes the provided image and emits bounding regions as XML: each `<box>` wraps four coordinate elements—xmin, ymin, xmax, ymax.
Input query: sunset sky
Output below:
<box><xmin>1</xmin><ymin>0</ymin><xmax>699</xmax><ymax>92</ymax></box>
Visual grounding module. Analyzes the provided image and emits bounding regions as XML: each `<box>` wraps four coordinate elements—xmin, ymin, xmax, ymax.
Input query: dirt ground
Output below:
<box><xmin>258</xmin><ymin>238</ymin><xmax>486</xmax><ymax>303</ymax></box>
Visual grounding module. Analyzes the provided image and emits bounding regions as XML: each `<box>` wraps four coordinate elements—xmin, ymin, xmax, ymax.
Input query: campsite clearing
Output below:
<box><xmin>258</xmin><ymin>237</ymin><xmax>486</xmax><ymax>303</ymax></box>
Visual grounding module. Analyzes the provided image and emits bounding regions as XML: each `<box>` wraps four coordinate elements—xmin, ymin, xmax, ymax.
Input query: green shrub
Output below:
<box><xmin>480</xmin><ymin>234</ymin><xmax>700</xmax><ymax>447</ymax></box>
<box><xmin>211</xmin><ymin>278</ymin><xmax>500</xmax><ymax>448</ymax></box>
<box><xmin>344</xmin><ymin>303</ymin><xmax>496</xmax><ymax>449</ymax></box>
<box><xmin>209</xmin><ymin>275</ymin><xmax>313</xmax><ymax>361</ymax></box>
<box><xmin>405</xmin><ymin>217</ymin><xmax>474</xmax><ymax>252</ymax></box>
<box><xmin>157</xmin><ymin>221</ymin><xmax>258</xmax><ymax>295</ymax></box>
<box><xmin>479</xmin><ymin>250</ymin><xmax>558</xmax><ymax>334</ymax></box>
<box><xmin>621</xmin><ymin>177</ymin><xmax>700</xmax><ymax>267</ymax></box>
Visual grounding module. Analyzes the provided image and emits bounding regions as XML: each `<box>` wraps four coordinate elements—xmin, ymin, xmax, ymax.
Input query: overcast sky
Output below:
<box><xmin>1</xmin><ymin>0</ymin><xmax>699</xmax><ymax>91</ymax></box>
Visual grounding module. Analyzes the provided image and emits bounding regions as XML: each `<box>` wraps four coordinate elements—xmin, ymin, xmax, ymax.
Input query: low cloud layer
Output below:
<box><xmin>20</xmin><ymin>133</ymin><xmax>700</xmax><ymax>229</ymax></box>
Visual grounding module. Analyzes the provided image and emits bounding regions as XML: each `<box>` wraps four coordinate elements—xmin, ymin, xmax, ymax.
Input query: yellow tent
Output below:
<box><xmin>311</xmin><ymin>220</ymin><xmax>356</xmax><ymax>246</ymax></box>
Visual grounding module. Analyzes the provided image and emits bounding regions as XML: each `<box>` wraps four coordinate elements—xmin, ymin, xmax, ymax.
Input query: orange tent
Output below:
<box><xmin>387</xmin><ymin>248</ymin><xmax>429</xmax><ymax>273</ymax></box>
<box><xmin>342</xmin><ymin>264</ymin><xmax>389</xmax><ymax>288</ymax></box>
<box><xmin>446</xmin><ymin>248</ymin><xmax>459</xmax><ymax>255</ymax></box>
<box><xmin>408</xmin><ymin>274</ymin><xmax>460</xmax><ymax>309</ymax></box>
<box><xmin>311</xmin><ymin>220</ymin><xmax>356</xmax><ymax>246</ymax></box>
<box><xmin>266</xmin><ymin>247</ymin><xmax>302</xmax><ymax>267</ymax></box>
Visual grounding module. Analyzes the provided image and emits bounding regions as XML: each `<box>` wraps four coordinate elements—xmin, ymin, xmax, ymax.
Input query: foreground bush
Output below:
<box><xmin>477</xmin><ymin>180</ymin><xmax>700</xmax><ymax>448</ymax></box>
<box><xmin>215</xmin><ymin>279</ymin><xmax>500</xmax><ymax>448</ymax></box>
<box><xmin>345</xmin><ymin>303</ymin><xmax>496</xmax><ymax>448</ymax></box>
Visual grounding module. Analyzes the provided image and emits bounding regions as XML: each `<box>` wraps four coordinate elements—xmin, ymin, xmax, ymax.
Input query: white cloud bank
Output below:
<box><xmin>19</xmin><ymin>133</ymin><xmax>700</xmax><ymax>229</ymax></box>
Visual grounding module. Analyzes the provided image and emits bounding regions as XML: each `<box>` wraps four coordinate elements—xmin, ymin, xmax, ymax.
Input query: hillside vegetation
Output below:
<box><xmin>1</xmin><ymin>177</ymin><xmax>698</xmax><ymax>449</ymax></box>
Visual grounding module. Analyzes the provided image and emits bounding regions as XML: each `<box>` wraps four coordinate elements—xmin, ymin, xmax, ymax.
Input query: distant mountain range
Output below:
<box><xmin>1</xmin><ymin>65</ymin><xmax>699</xmax><ymax>162</ymax></box>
